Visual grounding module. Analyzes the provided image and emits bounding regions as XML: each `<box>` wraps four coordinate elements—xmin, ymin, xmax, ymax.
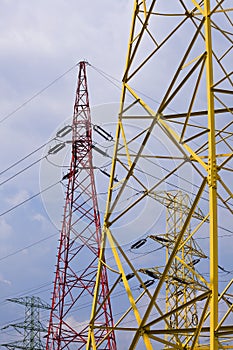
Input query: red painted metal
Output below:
<box><xmin>46</xmin><ymin>61</ymin><xmax>116</xmax><ymax>350</ymax></box>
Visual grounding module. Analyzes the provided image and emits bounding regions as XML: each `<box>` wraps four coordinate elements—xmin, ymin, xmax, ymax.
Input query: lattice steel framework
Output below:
<box><xmin>88</xmin><ymin>1</ymin><xmax>233</xmax><ymax>349</ymax></box>
<box><xmin>164</xmin><ymin>192</ymin><xmax>201</xmax><ymax>336</ymax></box>
<box><xmin>148</xmin><ymin>191</ymin><xmax>208</xmax><ymax>347</ymax></box>
<box><xmin>46</xmin><ymin>61</ymin><xmax>116</xmax><ymax>350</ymax></box>
<box><xmin>1</xmin><ymin>296</ymin><xmax>50</xmax><ymax>350</ymax></box>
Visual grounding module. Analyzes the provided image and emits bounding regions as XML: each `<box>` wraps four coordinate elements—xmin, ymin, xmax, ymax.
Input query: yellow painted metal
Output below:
<box><xmin>88</xmin><ymin>0</ymin><xmax>233</xmax><ymax>348</ymax></box>
<box><xmin>87</xmin><ymin>227</ymin><xmax>107</xmax><ymax>350</ymax></box>
<box><xmin>191</xmin><ymin>0</ymin><xmax>205</xmax><ymax>15</ymax></box>
<box><xmin>163</xmin><ymin>192</ymin><xmax>200</xmax><ymax>346</ymax></box>
<box><xmin>105</xmin><ymin>228</ymin><xmax>154</xmax><ymax>349</ymax></box>
<box><xmin>204</xmin><ymin>1</ymin><xmax>218</xmax><ymax>349</ymax></box>
<box><xmin>126</xmin><ymin>83</ymin><xmax>209</xmax><ymax>170</ymax></box>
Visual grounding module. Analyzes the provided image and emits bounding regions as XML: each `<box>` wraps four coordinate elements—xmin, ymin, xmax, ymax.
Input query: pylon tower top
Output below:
<box><xmin>46</xmin><ymin>61</ymin><xmax>116</xmax><ymax>350</ymax></box>
<box><xmin>1</xmin><ymin>296</ymin><xmax>50</xmax><ymax>350</ymax></box>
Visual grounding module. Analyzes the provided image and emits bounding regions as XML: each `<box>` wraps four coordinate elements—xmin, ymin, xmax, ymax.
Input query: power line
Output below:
<box><xmin>0</xmin><ymin>128</ymin><xmax>231</xmax><ymax>251</ymax></box>
<box><xmin>0</xmin><ymin>180</ymin><xmax>61</xmax><ymax>217</ymax></box>
<box><xmin>0</xmin><ymin>141</ymin><xmax>50</xmax><ymax>176</ymax></box>
<box><xmin>0</xmin><ymin>233</ymin><xmax>58</xmax><ymax>262</ymax></box>
<box><xmin>0</xmin><ymin>156</ymin><xmax>45</xmax><ymax>187</ymax></box>
<box><xmin>0</xmin><ymin>63</ymin><xmax>78</xmax><ymax>124</ymax></box>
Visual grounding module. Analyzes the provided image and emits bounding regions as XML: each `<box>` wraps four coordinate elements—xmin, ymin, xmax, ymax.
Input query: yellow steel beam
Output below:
<box><xmin>204</xmin><ymin>2</ymin><xmax>218</xmax><ymax>349</ymax></box>
<box><xmin>88</xmin><ymin>1</ymin><xmax>232</xmax><ymax>348</ymax></box>
<box><xmin>129</xmin><ymin>179</ymin><xmax>207</xmax><ymax>348</ymax></box>
<box><xmin>105</xmin><ymin>227</ymin><xmax>153</xmax><ymax>349</ymax></box>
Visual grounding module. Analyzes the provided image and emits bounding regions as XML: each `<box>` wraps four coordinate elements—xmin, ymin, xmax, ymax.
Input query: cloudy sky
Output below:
<box><xmin>0</xmin><ymin>1</ymin><xmax>232</xmax><ymax>348</ymax></box>
<box><xmin>0</xmin><ymin>0</ymin><xmax>132</xmax><ymax>344</ymax></box>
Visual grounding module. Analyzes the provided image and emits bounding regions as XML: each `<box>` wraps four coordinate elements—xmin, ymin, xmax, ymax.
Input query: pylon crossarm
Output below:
<box><xmin>164</xmin><ymin>107</ymin><xmax>233</xmax><ymax>120</ymax></box>
<box><xmin>109</xmin><ymin>228</ymin><xmax>176</xmax><ymax>321</ymax></box>
<box><xmin>89</xmin><ymin>1</ymin><xmax>232</xmax><ymax>348</ymax></box>
<box><xmin>105</xmin><ymin>227</ymin><xmax>153</xmax><ymax>349</ymax></box>
<box><xmin>47</xmin><ymin>62</ymin><xmax>116</xmax><ymax>350</ymax></box>
<box><xmin>174</xmin><ymin>255</ymin><xmax>209</xmax><ymax>288</ymax></box>
<box><xmin>129</xmin><ymin>178</ymin><xmax>207</xmax><ymax>348</ymax></box>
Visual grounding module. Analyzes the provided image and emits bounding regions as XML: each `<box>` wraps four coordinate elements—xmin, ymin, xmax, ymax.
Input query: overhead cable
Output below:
<box><xmin>0</xmin><ymin>63</ymin><xmax>78</xmax><ymax>124</ymax></box>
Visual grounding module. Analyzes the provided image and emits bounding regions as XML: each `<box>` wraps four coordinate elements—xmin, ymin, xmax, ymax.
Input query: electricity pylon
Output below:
<box><xmin>1</xmin><ymin>296</ymin><xmax>50</xmax><ymax>350</ymax></box>
<box><xmin>145</xmin><ymin>191</ymin><xmax>208</xmax><ymax>347</ymax></box>
<box><xmin>46</xmin><ymin>61</ymin><xmax>116</xmax><ymax>349</ymax></box>
<box><xmin>88</xmin><ymin>1</ymin><xmax>233</xmax><ymax>349</ymax></box>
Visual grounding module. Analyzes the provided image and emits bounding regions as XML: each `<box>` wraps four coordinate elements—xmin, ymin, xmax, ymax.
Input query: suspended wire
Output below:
<box><xmin>0</xmin><ymin>180</ymin><xmax>61</xmax><ymax>217</ymax></box>
<box><xmin>0</xmin><ymin>156</ymin><xmax>45</xmax><ymax>187</ymax></box>
<box><xmin>96</xmin><ymin>144</ymin><xmax>233</xmax><ymax>235</ymax></box>
<box><xmin>0</xmin><ymin>122</ymin><xmax>231</xmax><ymax>270</ymax></box>
<box><xmin>0</xmin><ymin>236</ymin><xmax>160</xmax><ymax>308</ymax></box>
<box><xmin>2</xmin><ymin>229</ymin><xmax>233</xmax><ymax>333</ymax></box>
<box><xmin>91</xmin><ymin>65</ymin><xmax>233</xmax><ymax>194</ymax></box>
<box><xmin>0</xmin><ymin>281</ymin><xmax>53</xmax><ymax>305</ymax></box>
<box><xmin>90</xmin><ymin>64</ymin><xmax>167</xmax><ymax>111</ymax></box>
<box><xmin>0</xmin><ymin>232</ymin><xmax>58</xmax><ymax>262</ymax></box>
<box><xmin>45</xmin><ymin>155</ymin><xmax>70</xmax><ymax>168</ymax></box>
<box><xmin>0</xmin><ymin>63</ymin><xmax>78</xmax><ymax>124</ymax></box>
<box><xmin>90</xmin><ymin>64</ymin><xmax>187</xmax><ymax>114</ymax></box>
<box><xmin>0</xmin><ymin>141</ymin><xmax>51</xmax><ymax>176</ymax></box>
<box><xmin>1</xmin><ymin>64</ymin><xmax>232</xmax><ymax>319</ymax></box>
<box><xmin>90</xmin><ymin>64</ymin><xmax>123</xmax><ymax>93</ymax></box>
<box><xmin>0</xmin><ymin>138</ymin><xmax>71</xmax><ymax>189</ymax></box>
<box><xmin>0</xmin><ymin>139</ymin><xmax>231</xmax><ymax>242</ymax></box>
<box><xmin>0</xmin><ymin>64</ymin><xmax>230</xmax><ymax>225</ymax></box>
<box><xmin>1</xmin><ymin>62</ymin><xmax>231</xmax><ymax>216</ymax></box>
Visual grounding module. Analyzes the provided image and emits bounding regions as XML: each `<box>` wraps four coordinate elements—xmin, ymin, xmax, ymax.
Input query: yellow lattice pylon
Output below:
<box><xmin>87</xmin><ymin>1</ymin><xmax>233</xmax><ymax>349</ymax></box>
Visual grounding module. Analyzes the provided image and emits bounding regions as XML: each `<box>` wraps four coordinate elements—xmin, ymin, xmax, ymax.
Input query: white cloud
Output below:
<box><xmin>0</xmin><ymin>218</ymin><xmax>13</xmax><ymax>239</ymax></box>
<box><xmin>0</xmin><ymin>0</ymin><xmax>132</xmax><ymax>341</ymax></box>
<box><xmin>32</xmin><ymin>213</ymin><xmax>46</xmax><ymax>223</ymax></box>
<box><xmin>0</xmin><ymin>273</ymin><xmax>12</xmax><ymax>286</ymax></box>
<box><xmin>64</xmin><ymin>316</ymin><xmax>89</xmax><ymax>334</ymax></box>
<box><xmin>32</xmin><ymin>212</ymin><xmax>50</xmax><ymax>232</ymax></box>
<box><xmin>6</xmin><ymin>190</ymin><xmax>30</xmax><ymax>207</ymax></box>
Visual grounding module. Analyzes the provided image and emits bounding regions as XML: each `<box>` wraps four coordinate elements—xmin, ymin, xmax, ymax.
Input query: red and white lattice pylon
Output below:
<box><xmin>46</xmin><ymin>61</ymin><xmax>116</xmax><ymax>350</ymax></box>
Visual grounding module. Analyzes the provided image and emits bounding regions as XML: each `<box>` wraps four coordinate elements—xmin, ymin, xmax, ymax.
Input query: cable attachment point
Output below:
<box><xmin>48</xmin><ymin>143</ymin><xmax>66</xmax><ymax>155</ymax></box>
<box><xmin>56</xmin><ymin>125</ymin><xmax>72</xmax><ymax>138</ymax></box>
<box><xmin>93</xmin><ymin>124</ymin><xmax>113</xmax><ymax>141</ymax></box>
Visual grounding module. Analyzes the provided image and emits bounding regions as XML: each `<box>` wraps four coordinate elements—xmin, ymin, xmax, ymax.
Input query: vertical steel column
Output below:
<box><xmin>204</xmin><ymin>1</ymin><xmax>218</xmax><ymax>349</ymax></box>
